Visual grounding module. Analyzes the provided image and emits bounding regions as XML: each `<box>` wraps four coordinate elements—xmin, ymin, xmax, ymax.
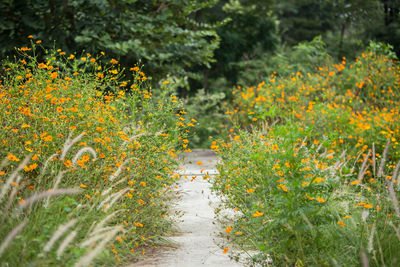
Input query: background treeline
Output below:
<box><xmin>1</xmin><ymin>0</ymin><xmax>399</xmax><ymax>90</ymax></box>
<box><xmin>1</xmin><ymin>0</ymin><xmax>399</xmax><ymax>146</ymax></box>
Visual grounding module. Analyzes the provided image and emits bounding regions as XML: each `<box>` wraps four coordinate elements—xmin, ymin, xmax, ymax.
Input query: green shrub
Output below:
<box><xmin>212</xmin><ymin>48</ymin><xmax>400</xmax><ymax>266</ymax></box>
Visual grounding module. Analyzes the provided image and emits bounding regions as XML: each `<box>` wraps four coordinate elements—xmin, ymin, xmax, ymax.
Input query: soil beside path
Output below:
<box><xmin>130</xmin><ymin>149</ymin><xmax>242</xmax><ymax>267</ymax></box>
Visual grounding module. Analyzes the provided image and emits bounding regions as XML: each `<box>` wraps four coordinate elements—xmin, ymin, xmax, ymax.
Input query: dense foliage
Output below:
<box><xmin>0</xmin><ymin>0</ymin><xmax>220</xmax><ymax>81</ymax></box>
<box><xmin>211</xmin><ymin>47</ymin><xmax>400</xmax><ymax>265</ymax></box>
<box><xmin>0</xmin><ymin>42</ymin><xmax>195</xmax><ymax>265</ymax></box>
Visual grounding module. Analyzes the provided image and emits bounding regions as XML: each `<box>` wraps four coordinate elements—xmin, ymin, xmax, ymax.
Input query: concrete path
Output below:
<box><xmin>130</xmin><ymin>150</ymin><xmax>242</xmax><ymax>267</ymax></box>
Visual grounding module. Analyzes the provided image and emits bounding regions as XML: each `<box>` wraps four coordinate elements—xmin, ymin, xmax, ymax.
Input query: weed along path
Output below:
<box><xmin>131</xmin><ymin>149</ymin><xmax>242</xmax><ymax>267</ymax></box>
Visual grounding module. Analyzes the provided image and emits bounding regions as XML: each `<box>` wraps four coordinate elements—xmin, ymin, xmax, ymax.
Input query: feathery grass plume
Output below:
<box><xmin>376</xmin><ymin>233</ymin><xmax>385</xmax><ymax>266</ymax></box>
<box><xmin>121</xmin><ymin>132</ymin><xmax>146</xmax><ymax>147</ymax></box>
<box><xmin>19</xmin><ymin>188</ymin><xmax>82</xmax><ymax>210</ymax></box>
<box><xmin>56</xmin><ymin>228</ymin><xmax>79</xmax><ymax>259</ymax></box>
<box><xmin>392</xmin><ymin>159</ymin><xmax>400</xmax><ymax>188</ymax></box>
<box><xmin>301</xmin><ymin>213</ymin><xmax>314</xmax><ymax>230</ymax></box>
<box><xmin>43</xmin><ymin>170</ymin><xmax>68</xmax><ymax>208</ymax></box>
<box><xmin>74</xmin><ymin>226</ymin><xmax>123</xmax><ymax>267</ymax></box>
<box><xmin>333</xmin><ymin>150</ymin><xmax>347</xmax><ymax>169</ymax></box>
<box><xmin>388</xmin><ymin>221</ymin><xmax>400</xmax><ymax>240</ymax></box>
<box><xmin>0</xmin><ymin>154</ymin><xmax>32</xmax><ymax>202</ymax></box>
<box><xmin>357</xmin><ymin>150</ymin><xmax>371</xmax><ymax>181</ymax></box>
<box><xmin>367</xmin><ymin>223</ymin><xmax>376</xmax><ymax>253</ymax></box>
<box><xmin>361</xmin><ymin>248</ymin><xmax>370</xmax><ymax>267</ymax></box>
<box><xmin>3</xmin><ymin>175</ymin><xmax>22</xmax><ymax>215</ymax></box>
<box><xmin>40</xmin><ymin>153</ymin><xmax>59</xmax><ymax>175</ymax></box>
<box><xmin>59</xmin><ymin>131</ymin><xmax>87</xmax><ymax>160</ymax></box>
<box><xmin>81</xmin><ymin>226</ymin><xmax>123</xmax><ymax>247</ymax></box>
<box><xmin>0</xmin><ymin>219</ymin><xmax>28</xmax><ymax>256</ymax></box>
<box><xmin>106</xmin><ymin>157</ymin><xmax>133</xmax><ymax>183</ymax></box>
<box><xmin>72</xmin><ymin>147</ymin><xmax>97</xmax><ymax>167</ymax></box>
<box><xmin>0</xmin><ymin>157</ymin><xmax>9</xmax><ymax>171</ymax></box>
<box><xmin>387</xmin><ymin>182</ymin><xmax>400</xmax><ymax>217</ymax></box>
<box><xmin>51</xmin><ymin>170</ymin><xmax>68</xmax><ymax>190</ymax></box>
<box><xmin>298</xmin><ymin>136</ymin><xmax>308</xmax><ymax>150</ymax></box>
<box><xmin>90</xmin><ymin>210</ymin><xmax>125</xmax><ymax>236</ymax></box>
<box><xmin>372</xmin><ymin>143</ymin><xmax>376</xmax><ymax>177</ymax></box>
<box><xmin>42</xmin><ymin>219</ymin><xmax>77</xmax><ymax>253</ymax></box>
<box><xmin>104</xmin><ymin>188</ymin><xmax>130</xmax><ymax>212</ymax></box>
<box><xmin>88</xmin><ymin>226</ymin><xmax>119</xmax><ymax>238</ymax></box>
<box><xmin>377</xmin><ymin>139</ymin><xmax>390</xmax><ymax>178</ymax></box>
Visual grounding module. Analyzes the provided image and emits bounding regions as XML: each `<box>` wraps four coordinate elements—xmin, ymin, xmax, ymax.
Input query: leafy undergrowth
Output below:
<box><xmin>0</xmin><ymin>41</ymin><xmax>195</xmax><ymax>266</ymax></box>
<box><xmin>212</xmin><ymin>47</ymin><xmax>400</xmax><ymax>266</ymax></box>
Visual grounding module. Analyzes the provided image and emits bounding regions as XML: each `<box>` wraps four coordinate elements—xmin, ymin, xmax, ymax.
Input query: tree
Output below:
<box><xmin>189</xmin><ymin>0</ymin><xmax>278</xmax><ymax>91</ymax></box>
<box><xmin>0</xmin><ymin>0</ymin><xmax>220</xmax><ymax>81</ymax></box>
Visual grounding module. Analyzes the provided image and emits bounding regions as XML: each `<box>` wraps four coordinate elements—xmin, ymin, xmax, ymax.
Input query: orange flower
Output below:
<box><xmin>42</xmin><ymin>135</ymin><xmax>53</xmax><ymax>142</ymax></box>
<box><xmin>196</xmin><ymin>161</ymin><xmax>203</xmax><ymax>165</ymax></box>
<box><xmin>246</xmin><ymin>188</ymin><xmax>255</xmax><ymax>194</ymax></box>
<box><xmin>223</xmin><ymin>247</ymin><xmax>229</xmax><ymax>254</ymax></box>
<box><xmin>252</xmin><ymin>211</ymin><xmax>263</xmax><ymax>217</ymax></box>
<box><xmin>50</xmin><ymin>72</ymin><xmax>58</xmax><ymax>79</ymax></box>
<box><xmin>64</xmin><ymin>160</ymin><xmax>72</xmax><ymax>168</ymax></box>
<box><xmin>8</xmin><ymin>154</ymin><xmax>20</xmax><ymax>162</ymax></box>
<box><xmin>337</xmin><ymin>220</ymin><xmax>346</xmax><ymax>227</ymax></box>
<box><xmin>225</xmin><ymin>227</ymin><xmax>233</xmax><ymax>233</ymax></box>
<box><xmin>110</xmin><ymin>58</ymin><xmax>118</xmax><ymax>64</ymax></box>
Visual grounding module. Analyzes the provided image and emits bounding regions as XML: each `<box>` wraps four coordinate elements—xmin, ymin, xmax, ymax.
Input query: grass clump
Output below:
<box><xmin>0</xmin><ymin>41</ymin><xmax>194</xmax><ymax>266</ymax></box>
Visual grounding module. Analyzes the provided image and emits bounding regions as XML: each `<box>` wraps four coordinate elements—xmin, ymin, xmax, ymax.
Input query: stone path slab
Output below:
<box><xmin>130</xmin><ymin>150</ymin><xmax>242</xmax><ymax>267</ymax></box>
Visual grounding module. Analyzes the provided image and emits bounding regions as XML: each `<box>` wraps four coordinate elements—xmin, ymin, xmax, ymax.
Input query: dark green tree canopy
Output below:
<box><xmin>0</xmin><ymin>0</ymin><xmax>220</xmax><ymax>80</ymax></box>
